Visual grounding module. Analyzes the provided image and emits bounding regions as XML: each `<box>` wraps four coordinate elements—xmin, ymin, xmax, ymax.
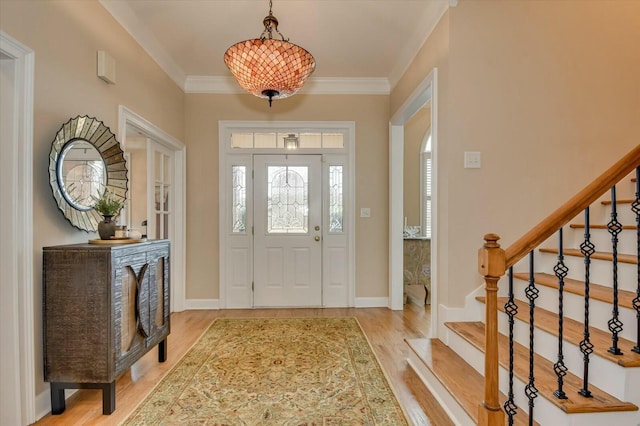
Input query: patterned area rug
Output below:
<box><xmin>123</xmin><ymin>317</ymin><xmax>408</xmax><ymax>425</ymax></box>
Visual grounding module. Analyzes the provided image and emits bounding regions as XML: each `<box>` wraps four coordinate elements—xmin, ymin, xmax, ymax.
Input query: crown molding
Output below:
<box><xmin>184</xmin><ymin>76</ymin><xmax>390</xmax><ymax>95</ymax></box>
<box><xmin>99</xmin><ymin>0</ymin><xmax>186</xmax><ymax>90</ymax></box>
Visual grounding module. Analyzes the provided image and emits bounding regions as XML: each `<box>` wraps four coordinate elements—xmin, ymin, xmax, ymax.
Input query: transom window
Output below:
<box><xmin>231</xmin><ymin>132</ymin><xmax>344</xmax><ymax>149</ymax></box>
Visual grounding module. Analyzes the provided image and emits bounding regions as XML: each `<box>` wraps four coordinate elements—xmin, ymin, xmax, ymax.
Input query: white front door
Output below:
<box><xmin>253</xmin><ymin>155</ymin><xmax>322</xmax><ymax>307</ymax></box>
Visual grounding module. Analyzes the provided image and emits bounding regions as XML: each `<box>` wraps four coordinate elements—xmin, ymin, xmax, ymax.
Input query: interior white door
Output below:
<box><xmin>253</xmin><ymin>155</ymin><xmax>322</xmax><ymax>307</ymax></box>
<box><xmin>148</xmin><ymin>143</ymin><xmax>173</xmax><ymax>240</ymax></box>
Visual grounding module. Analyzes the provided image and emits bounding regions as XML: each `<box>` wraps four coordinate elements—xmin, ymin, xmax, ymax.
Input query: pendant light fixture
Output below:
<box><xmin>224</xmin><ymin>0</ymin><xmax>316</xmax><ymax>107</ymax></box>
<box><xmin>283</xmin><ymin>133</ymin><xmax>299</xmax><ymax>150</ymax></box>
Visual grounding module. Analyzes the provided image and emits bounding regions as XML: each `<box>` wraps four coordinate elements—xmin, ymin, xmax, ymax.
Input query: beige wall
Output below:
<box><xmin>404</xmin><ymin>105</ymin><xmax>431</xmax><ymax>228</ymax></box>
<box><xmin>392</xmin><ymin>0</ymin><xmax>640</xmax><ymax>306</ymax></box>
<box><xmin>393</xmin><ymin>10</ymin><xmax>451</xmax><ymax>302</ymax></box>
<box><xmin>1</xmin><ymin>0</ymin><xmax>184</xmax><ymax>395</ymax></box>
<box><xmin>185</xmin><ymin>94</ymin><xmax>390</xmax><ymax>299</ymax></box>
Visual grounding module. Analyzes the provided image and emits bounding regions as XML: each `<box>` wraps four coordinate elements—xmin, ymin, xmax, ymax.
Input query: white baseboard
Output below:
<box><xmin>35</xmin><ymin>387</ymin><xmax>77</xmax><ymax>422</ymax></box>
<box><xmin>35</xmin><ymin>388</ymin><xmax>50</xmax><ymax>422</ymax></box>
<box><xmin>183</xmin><ymin>299</ymin><xmax>220</xmax><ymax>310</ymax></box>
<box><xmin>354</xmin><ymin>297</ymin><xmax>389</xmax><ymax>308</ymax></box>
<box><xmin>183</xmin><ymin>298</ymin><xmax>389</xmax><ymax>310</ymax></box>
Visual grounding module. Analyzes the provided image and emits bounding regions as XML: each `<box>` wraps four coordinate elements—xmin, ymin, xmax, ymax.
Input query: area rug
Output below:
<box><xmin>122</xmin><ymin>317</ymin><xmax>408</xmax><ymax>425</ymax></box>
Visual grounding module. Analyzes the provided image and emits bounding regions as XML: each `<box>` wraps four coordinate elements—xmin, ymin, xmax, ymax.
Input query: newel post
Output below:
<box><xmin>478</xmin><ymin>233</ymin><xmax>506</xmax><ymax>426</ymax></box>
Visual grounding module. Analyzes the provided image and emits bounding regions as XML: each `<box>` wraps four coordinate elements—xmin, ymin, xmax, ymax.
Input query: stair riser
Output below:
<box><xmin>624</xmin><ymin>368</ymin><xmax>640</xmax><ymax>412</ymax></box>
<box><xmin>512</xmin><ymin>281</ymin><xmax>638</xmax><ymax>342</ymax></box>
<box><xmin>596</xmin><ymin>202</ymin><xmax>639</xmax><ymax>226</ymax></box>
<box><xmin>531</xmin><ymin>253</ymin><xmax>638</xmax><ymax>293</ymax></box>
<box><xmin>405</xmin><ymin>352</ymin><xmax>476</xmax><ymax>426</ymax></box>
<box><xmin>445</xmin><ymin>329</ymin><xmax>631</xmax><ymax>426</ymax></box>
<box><xmin>446</xmin><ymin>328</ymin><xmax>640</xmax><ymax>426</ymax></box>
<box><xmin>568</xmin><ymin>227</ymin><xmax>639</xmax><ymax>257</ymax></box>
<box><xmin>496</xmin><ymin>313</ymin><xmax>630</xmax><ymax>401</ymax></box>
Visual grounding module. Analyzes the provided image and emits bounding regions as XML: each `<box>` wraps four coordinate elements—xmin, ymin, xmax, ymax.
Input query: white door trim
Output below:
<box><xmin>0</xmin><ymin>30</ymin><xmax>36</xmax><ymax>424</ymax></box>
<box><xmin>118</xmin><ymin>105</ymin><xmax>187</xmax><ymax>312</ymax></box>
<box><xmin>389</xmin><ymin>69</ymin><xmax>439</xmax><ymax>336</ymax></box>
<box><xmin>219</xmin><ymin>121</ymin><xmax>356</xmax><ymax>309</ymax></box>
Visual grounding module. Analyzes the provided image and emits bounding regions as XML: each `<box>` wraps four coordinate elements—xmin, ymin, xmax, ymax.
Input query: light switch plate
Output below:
<box><xmin>464</xmin><ymin>151</ymin><xmax>481</xmax><ymax>169</ymax></box>
<box><xmin>360</xmin><ymin>208</ymin><xmax>371</xmax><ymax>218</ymax></box>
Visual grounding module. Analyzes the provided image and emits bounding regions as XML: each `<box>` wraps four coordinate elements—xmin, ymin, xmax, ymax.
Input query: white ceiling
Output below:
<box><xmin>100</xmin><ymin>0</ymin><xmax>452</xmax><ymax>94</ymax></box>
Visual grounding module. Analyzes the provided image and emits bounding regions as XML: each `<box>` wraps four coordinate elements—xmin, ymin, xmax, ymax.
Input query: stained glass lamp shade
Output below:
<box><xmin>224</xmin><ymin>1</ymin><xmax>315</xmax><ymax>107</ymax></box>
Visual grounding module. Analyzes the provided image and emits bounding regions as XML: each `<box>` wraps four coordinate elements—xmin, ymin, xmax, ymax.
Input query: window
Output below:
<box><xmin>421</xmin><ymin>133</ymin><xmax>432</xmax><ymax>239</ymax></box>
<box><xmin>267</xmin><ymin>166</ymin><xmax>309</xmax><ymax>234</ymax></box>
<box><xmin>231</xmin><ymin>165</ymin><xmax>246</xmax><ymax>233</ymax></box>
<box><xmin>329</xmin><ymin>165</ymin><xmax>344</xmax><ymax>232</ymax></box>
<box><xmin>230</xmin><ymin>131</ymin><xmax>344</xmax><ymax>149</ymax></box>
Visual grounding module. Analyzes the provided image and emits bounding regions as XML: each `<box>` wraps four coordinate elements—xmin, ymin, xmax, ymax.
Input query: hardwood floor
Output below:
<box><xmin>33</xmin><ymin>302</ymin><xmax>446</xmax><ymax>425</ymax></box>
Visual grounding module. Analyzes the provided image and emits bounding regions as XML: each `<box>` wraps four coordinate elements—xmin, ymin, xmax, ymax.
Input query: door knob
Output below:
<box><xmin>315</xmin><ymin>226</ymin><xmax>320</xmax><ymax>231</ymax></box>
<box><xmin>314</xmin><ymin>236</ymin><xmax>321</xmax><ymax>241</ymax></box>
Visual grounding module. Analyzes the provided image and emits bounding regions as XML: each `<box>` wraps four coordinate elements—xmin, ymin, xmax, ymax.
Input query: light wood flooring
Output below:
<box><xmin>33</xmin><ymin>302</ymin><xmax>451</xmax><ymax>425</ymax></box>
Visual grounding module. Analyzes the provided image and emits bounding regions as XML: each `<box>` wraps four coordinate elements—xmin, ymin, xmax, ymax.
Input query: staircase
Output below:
<box><xmin>406</xmin><ymin>146</ymin><xmax>640</xmax><ymax>425</ymax></box>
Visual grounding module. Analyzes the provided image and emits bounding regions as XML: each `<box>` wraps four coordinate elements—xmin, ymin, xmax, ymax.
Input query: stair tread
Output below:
<box><xmin>539</xmin><ymin>247</ymin><xmax>637</xmax><ymax>264</ymax></box>
<box><xmin>512</xmin><ymin>272</ymin><xmax>637</xmax><ymax>310</ymax></box>
<box><xmin>601</xmin><ymin>199</ymin><xmax>635</xmax><ymax>205</ymax></box>
<box><xmin>445</xmin><ymin>321</ymin><xmax>638</xmax><ymax>414</ymax></box>
<box><xmin>476</xmin><ymin>296</ymin><xmax>640</xmax><ymax>367</ymax></box>
<box><xmin>405</xmin><ymin>338</ymin><xmax>536</xmax><ymax>425</ymax></box>
<box><xmin>569</xmin><ymin>223</ymin><xmax>636</xmax><ymax>229</ymax></box>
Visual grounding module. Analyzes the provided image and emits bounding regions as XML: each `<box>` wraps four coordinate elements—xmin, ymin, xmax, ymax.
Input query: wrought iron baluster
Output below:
<box><xmin>579</xmin><ymin>208</ymin><xmax>594</xmax><ymax>397</ymax></box>
<box><xmin>525</xmin><ymin>251</ymin><xmax>539</xmax><ymax>424</ymax></box>
<box><xmin>607</xmin><ymin>185</ymin><xmax>624</xmax><ymax>355</ymax></box>
<box><xmin>553</xmin><ymin>228</ymin><xmax>568</xmax><ymax>399</ymax></box>
<box><xmin>632</xmin><ymin>166</ymin><xmax>640</xmax><ymax>354</ymax></box>
<box><xmin>504</xmin><ymin>267</ymin><xmax>518</xmax><ymax>426</ymax></box>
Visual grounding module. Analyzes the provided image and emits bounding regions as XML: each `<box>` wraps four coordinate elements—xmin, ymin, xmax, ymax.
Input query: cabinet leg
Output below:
<box><xmin>424</xmin><ymin>285</ymin><xmax>429</xmax><ymax>305</ymax></box>
<box><xmin>101</xmin><ymin>381</ymin><xmax>115</xmax><ymax>415</ymax></box>
<box><xmin>50</xmin><ymin>383</ymin><xmax>66</xmax><ymax>415</ymax></box>
<box><xmin>158</xmin><ymin>338</ymin><xmax>167</xmax><ymax>363</ymax></box>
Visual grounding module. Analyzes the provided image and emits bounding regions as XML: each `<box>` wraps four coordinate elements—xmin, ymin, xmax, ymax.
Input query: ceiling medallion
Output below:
<box><xmin>224</xmin><ymin>0</ymin><xmax>316</xmax><ymax>107</ymax></box>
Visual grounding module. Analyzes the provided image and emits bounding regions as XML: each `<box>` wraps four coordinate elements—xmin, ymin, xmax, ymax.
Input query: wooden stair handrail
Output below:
<box><xmin>478</xmin><ymin>144</ymin><xmax>640</xmax><ymax>424</ymax></box>
<box><xmin>505</xmin><ymin>144</ymin><xmax>640</xmax><ymax>268</ymax></box>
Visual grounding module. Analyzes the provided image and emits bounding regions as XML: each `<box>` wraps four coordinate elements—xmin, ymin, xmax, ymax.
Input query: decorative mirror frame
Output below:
<box><xmin>48</xmin><ymin>115</ymin><xmax>128</xmax><ymax>232</ymax></box>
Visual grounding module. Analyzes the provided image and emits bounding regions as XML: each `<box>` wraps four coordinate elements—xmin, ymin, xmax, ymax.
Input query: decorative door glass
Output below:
<box><xmin>232</xmin><ymin>165</ymin><xmax>247</xmax><ymax>233</ymax></box>
<box><xmin>154</xmin><ymin>151</ymin><xmax>172</xmax><ymax>239</ymax></box>
<box><xmin>267</xmin><ymin>166</ymin><xmax>308</xmax><ymax>234</ymax></box>
<box><xmin>329</xmin><ymin>165</ymin><xmax>344</xmax><ymax>233</ymax></box>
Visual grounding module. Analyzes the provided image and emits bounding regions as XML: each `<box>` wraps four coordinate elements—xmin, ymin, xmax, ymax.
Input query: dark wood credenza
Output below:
<box><xmin>43</xmin><ymin>240</ymin><xmax>170</xmax><ymax>415</ymax></box>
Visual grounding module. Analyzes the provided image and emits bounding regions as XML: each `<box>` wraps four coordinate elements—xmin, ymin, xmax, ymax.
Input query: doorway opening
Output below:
<box><xmin>118</xmin><ymin>106</ymin><xmax>187</xmax><ymax>312</ymax></box>
<box><xmin>390</xmin><ymin>69</ymin><xmax>438</xmax><ymax>336</ymax></box>
<box><xmin>218</xmin><ymin>121</ymin><xmax>355</xmax><ymax>309</ymax></box>
<box><xmin>0</xmin><ymin>31</ymin><xmax>35</xmax><ymax>424</ymax></box>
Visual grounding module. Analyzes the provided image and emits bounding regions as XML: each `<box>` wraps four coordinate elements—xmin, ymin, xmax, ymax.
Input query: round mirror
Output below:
<box><xmin>57</xmin><ymin>140</ymin><xmax>107</xmax><ymax>210</ymax></box>
<box><xmin>49</xmin><ymin>116</ymin><xmax>128</xmax><ymax>232</ymax></box>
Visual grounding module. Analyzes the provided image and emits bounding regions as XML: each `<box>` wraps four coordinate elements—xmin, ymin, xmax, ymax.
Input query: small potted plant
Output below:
<box><xmin>93</xmin><ymin>188</ymin><xmax>124</xmax><ymax>239</ymax></box>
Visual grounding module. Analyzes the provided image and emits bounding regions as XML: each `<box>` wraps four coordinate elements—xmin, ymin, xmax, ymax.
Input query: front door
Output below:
<box><xmin>253</xmin><ymin>155</ymin><xmax>322</xmax><ymax>307</ymax></box>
